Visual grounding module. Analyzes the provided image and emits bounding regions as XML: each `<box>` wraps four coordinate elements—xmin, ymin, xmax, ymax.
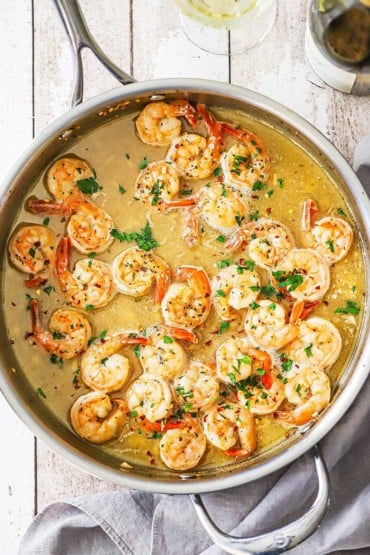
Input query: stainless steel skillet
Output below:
<box><xmin>0</xmin><ymin>1</ymin><xmax>369</xmax><ymax>553</ymax></box>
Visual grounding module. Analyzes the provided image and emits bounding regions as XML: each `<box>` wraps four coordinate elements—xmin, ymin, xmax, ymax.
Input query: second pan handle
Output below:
<box><xmin>190</xmin><ymin>445</ymin><xmax>330</xmax><ymax>555</ymax></box>
<box><xmin>53</xmin><ymin>0</ymin><xmax>136</xmax><ymax>107</ymax></box>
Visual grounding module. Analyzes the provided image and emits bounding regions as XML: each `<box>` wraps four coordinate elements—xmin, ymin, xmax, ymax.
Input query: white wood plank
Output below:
<box><xmin>0</xmin><ymin>1</ymin><xmax>36</xmax><ymax>552</ymax></box>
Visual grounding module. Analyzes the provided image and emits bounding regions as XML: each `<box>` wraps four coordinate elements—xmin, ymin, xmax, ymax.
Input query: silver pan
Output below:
<box><xmin>0</xmin><ymin>1</ymin><xmax>369</xmax><ymax>553</ymax></box>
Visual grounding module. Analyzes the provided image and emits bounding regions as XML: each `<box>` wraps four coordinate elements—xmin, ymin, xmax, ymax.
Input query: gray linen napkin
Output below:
<box><xmin>18</xmin><ymin>137</ymin><xmax>370</xmax><ymax>555</ymax></box>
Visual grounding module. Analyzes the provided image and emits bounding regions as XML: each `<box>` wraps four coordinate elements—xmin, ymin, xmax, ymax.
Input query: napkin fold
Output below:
<box><xmin>18</xmin><ymin>136</ymin><xmax>370</xmax><ymax>555</ymax></box>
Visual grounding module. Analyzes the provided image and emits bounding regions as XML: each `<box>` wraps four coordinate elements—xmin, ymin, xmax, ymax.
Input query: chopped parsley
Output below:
<box><xmin>138</xmin><ymin>157</ymin><xmax>148</xmax><ymax>169</ymax></box>
<box><xmin>249</xmin><ymin>211</ymin><xmax>259</xmax><ymax>222</ymax></box>
<box><xmin>280</xmin><ymin>354</ymin><xmax>293</xmax><ymax>372</ymax></box>
<box><xmin>215</xmin><ymin>289</ymin><xmax>226</xmax><ymax>297</ymax></box>
<box><xmin>335</xmin><ymin>301</ymin><xmax>360</xmax><ymax>315</ymax></box>
<box><xmin>272</xmin><ymin>271</ymin><xmax>304</xmax><ymax>292</ymax></box>
<box><xmin>326</xmin><ymin>240</ymin><xmax>334</xmax><ymax>253</ymax></box>
<box><xmin>110</xmin><ymin>221</ymin><xmax>158</xmax><ymax>251</ymax></box>
<box><xmin>252</xmin><ymin>181</ymin><xmax>263</xmax><ymax>191</ymax></box>
<box><xmin>37</xmin><ymin>387</ymin><xmax>47</xmax><ymax>399</ymax></box>
<box><xmin>119</xmin><ymin>185</ymin><xmax>126</xmax><ymax>194</ymax></box>
<box><xmin>249</xmin><ymin>301</ymin><xmax>260</xmax><ymax>310</ymax></box>
<box><xmin>295</xmin><ymin>384</ymin><xmax>302</xmax><ymax>396</ymax></box>
<box><xmin>43</xmin><ymin>217</ymin><xmax>50</xmax><ymax>226</ymax></box>
<box><xmin>133</xmin><ymin>345</ymin><xmax>141</xmax><ymax>357</ymax></box>
<box><xmin>29</xmin><ymin>248</ymin><xmax>36</xmax><ymax>259</ymax></box>
<box><xmin>77</xmin><ymin>177</ymin><xmax>100</xmax><ymax>194</ymax></box>
<box><xmin>304</xmin><ymin>344</ymin><xmax>314</xmax><ymax>358</ymax></box>
<box><xmin>101</xmin><ymin>357</ymin><xmax>109</xmax><ymax>366</ymax></box>
<box><xmin>213</xmin><ymin>167</ymin><xmax>222</xmax><ymax>177</ymax></box>
<box><xmin>337</xmin><ymin>207</ymin><xmax>347</xmax><ymax>217</ymax></box>
<box><xmin>235</xmin><ymin>213</ymin><xmax>244</xmax><ymax>226</ymax></box>
<box><xmin>52</xmin><ymin>332</ymin><xmax>64</xmax><ymax>340</ymax></box>
<box><xmin>228</xmin><ymin>372</ymin><xmax>237</xmax><ymax>384</ymax></box>
<box><xmin>277</xmin><ymin>177</ymin><xmax>284</xmax><ymax>188</ymax></box>
<box><xmin>180</xmin><ymin>189</ymin><xmax>193</xmax><ymax>196</ymax></box>
<box><xmin>42</xmin><ymin>286</ymin><xmax>55</xmax><ymax>296</ymax></box>
<box><xmin>163</xmin><ymin>335</ymin><xmax>173</xmax><ymax>344</ymax></box>
<box><xmin>85</xmin><ymin>304</ymin><xmax>95</xmax><ymax>311</ymax></box>
<box><xmin>217</xmin><ymin>259</ymin><xmax>233</xmax><ymax>268</ymax></box>
<box><xmin>221</xmin><ymin>183</ymin><xmax>228</xmax><ymax>197</ymax></box>
<box><xmin>87</xmin><ymin>252</ymin><xmax>96</xmax><ymax>259</ymax></box>
<box><xmin>216</xmin><ymin>235</ymin><xmax>226</xmax><ymax>243</ymax></box>
<box><xmin>220</xmin><ymin>321</ymin><xmax>230</xmax><ymax>334</ymax></box>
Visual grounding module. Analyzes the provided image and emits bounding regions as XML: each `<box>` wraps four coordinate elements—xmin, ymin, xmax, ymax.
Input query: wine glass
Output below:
<box><xmin>172</xmin><ymin>0</ymin><xmax>277</xmax><ymax>55</ymax></box>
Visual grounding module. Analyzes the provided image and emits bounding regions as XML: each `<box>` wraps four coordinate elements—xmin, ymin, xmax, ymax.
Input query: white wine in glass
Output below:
<box><xmin>172</xmin><ymin>0</ymin><xmax>277</xmax><ymax>54</ymax></box>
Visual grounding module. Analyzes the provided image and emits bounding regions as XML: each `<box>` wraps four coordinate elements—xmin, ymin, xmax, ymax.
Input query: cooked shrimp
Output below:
<box><xmin>70</xmin><ymin>392</ymin><xmax>127</xmax><ymax>444</ymax></box>
<box><xmin>159</xmin><ymin>420</ymin><xmax>207</xmax><ymax>471</ymax></box>
<box><xmin>126</xmin><ymin>373</ymin><xmax>173</xmax><ymax>422</ymax></box>
<box><xmin>166</xmin><ymin>104</ymin><xmax>224</xmax><ymax>180</ymax></box>
<box><xmin>162</xmin><ymin>265</ymin><xmax>211</xmax><ymax>329</ymax></box>
<box><xmin>237</xmin><ymin>371</ymin><xmax>285</xmax><ymax>415</ymax></box>
<box><xmin>55</xmin><ymin>236</ymin><xmax>116</xmax><ymax>310</ymax></box>
<box><xmin>135</xmin><ymin>100</ymin><xmax>198</xmax><ymax>146</ymax></box>
<box><xmin>211</xmin><ymin>263</ymin><xmax>260</xmax><ymax>321</ymax></box>
<box><xmin>168</xmin><ymin>181</ymin><xmax>248</xmax><ymax>248</ymax></box>
<box><xmin>134</xmin><ymin>160</ymin><xmax>181</xmax><ymax>209</ymax></box>
<box><xmin>30</xmin><ymin>298</ymin><xmax>91</xmax><ymax>359</ymax></box>
<box><xmin>225</xmin><ymin>219</ymin><xmax>295</xmax><ymax>270</ymax></box>
<box><xmin>302</xmin><ymin>199</ymin><xmax>353</xmax><ymax>265</ymax></box>
<box><xmin>220</xmin><ymin>122</ymin><xmax>270</xmax><ymax>190</ymax></box>
<box><xmin>202</xmin><ymin>401</ymin><xmax>257</xmax><ymax>457</ymax></box>
<box><xmin>215</xmin><ymin>337</ymin><xmax>268</xmax><ymax>384</ymax></box>
<box><xmin>80</xmin><ymin>331</ymin><xmax>148</xmax><ymax>393</ymax></box>
<box><xmin>46</xmin><ymin>157</ymin><xmax>94</xmax><ymax>200</ymax></box>
<box><xmin>283</xmin><ymin>316</ymin><xmax>342</xmax><ymax>371</ymax></box>
<box><xmin>8</xmin><ymin>224</ymin><xmax>56</xmax><ymax>286</ymax></box>
<box><xmin>174</xmin><ymin>360</ymin><xmax>219</xmax><ymax>411</ymax></box>
<box><xmin>112</xmin><ymin>247</ymin><xmax>170</xmax><ymax>306</ymax></box>
<box><xmin>27</xmin><ymin>193</ymin><xmax>114</xmax><ymax>255</ymax></box>
<box><xmin>271</xmin><ymin>248</ymin><xmax>330</xmax><ymax>302</ymax></box>
<box><xmin>138</xmin><ymin>325</ymin><xmax>197</xmax><ymax>381</ymax></box>
<box><xmin>275</xmin><ymin>368</ymin><xmax>331</xmax><ymax>425</ymax></box>
<box><xmin>245</xmin><ymin>300</ymin><xmax>299</xmax><ymax>350</ymax></box>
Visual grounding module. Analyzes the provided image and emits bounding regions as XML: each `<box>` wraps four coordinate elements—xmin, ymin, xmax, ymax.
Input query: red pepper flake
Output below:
<box><xmin>266</xmin><ymin>207</ymin><xmax>272</xmax><ymax>214</ymax></box>
<box><xmin>205</xmin><ymin>340</ymin><xmax>212</xmax><ymax>346</ymax></box>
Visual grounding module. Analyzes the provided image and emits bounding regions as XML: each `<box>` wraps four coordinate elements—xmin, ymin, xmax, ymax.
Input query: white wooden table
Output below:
<box><xmin>1</xmin><ymin>1</ymin><xmax>369</xmax><ymax>552</ymax></box>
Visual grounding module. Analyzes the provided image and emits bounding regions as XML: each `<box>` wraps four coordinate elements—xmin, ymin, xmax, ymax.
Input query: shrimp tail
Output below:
<box><xmin>155</xmin><ymin>268</ymin><xmax>171</xmax><ymax>306</ymax></box>
<box><xmin>302</xmin><ymin>199</ymin><xmax>319</xmax><ymax>232</ymax></box>
<box><xmin>224</xmin><ymin>227</ymin><xmax>248</xmax><ymax>253</ymax></box>
<box><xmin>275</xmin><ymin>408</ymin><xmax>312</xmax><ymax>426</ymax></box>
<box><xmin>182</xmin><ymin>208</ymin><xmax>200</xmax><ymax>248</ymax></box>
<box><xmin>290</xmin><ymin>300</ymin><xmax>320</xmax><ymax>323</ymax></box>
<box><xmin>171</xmin><ymin>99</ymin><xmax>198</xmax><ymax>127</ymax></box>
<box><xmin>197</xmin><ymin>104</ymin><xmax>224</xmax><ymax>145</ymax></box>
<box><xmin>30</xmin><ymin>298</ymin><xmax>43</xmax><ymax>335</ymax></box>
<box><xmin>225</xmin><ymin>447</ymin><xmax>253</xmax><ymax>458</ymax></box>
<box><xmin>26</xmin><ymin>196</ymin><xmax>67</xmax><ymax>215</ymax></box>
<box><xmin>160</xmin><ymin>325</ymin><xmax>198</xmax><ymax>344</ymax></box>
<box><xmin>55</xmin><ymin>236</ymin><xmax>71</xmax><ymax>276</ymax></box>
<box><xmin>164</xmin><ymin>197</ymin><xmax>197</xmax><ymax>209</ymax></box>
<box><xmin>24</xmin><ymin>274</ymin><xmax>48</xmax><ymax>288</ymax></box>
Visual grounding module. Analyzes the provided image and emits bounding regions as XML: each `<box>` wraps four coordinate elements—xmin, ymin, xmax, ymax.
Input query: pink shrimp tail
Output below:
<box><xmin>155</xmin><ymin>268</ymin><xmax>171</xmax><ymax>306</ymax></box>
<box><xmin>302</xmin><ymin>199</ymin><xmax>319</xmax><ymax>232</ymax></box>
<box><xmin>160</xmin><ymin>325</ymin><xmax>198</xmax><ymax>344</ymax></box>
<box><xmin>171</xmin><ymin>99</ymin><xmax>198</xmax><ymax>127</ymax></box>
<box><xmin>55</xmin><ymin>236</ymin><xmax>71</xmax><ymax>277</ymax></box>
<box><xmin>275</xmin><ymin>408</ymin><xmax>312</xmax><ymax>426</ymax></box>
<box><xmin>176</xmin><ymin>265</ymin><xmax>211</xmax><ymax>297</ymax></box>
<box><xmin>30</xmin><ymin>298</ymin><xmax>43</xmax><ymax>335</ymax></box>
<box><xmin>26</xmin><ymin>196</ymin><xmax>66</xmax><ymax>215</ymax></box>
<box><xmin>164</xmin><ymin>197</ymin><xmax>197</xmax><ymax>209</ymax></box>
<box><xmin>290</xmin><ymin>300</ymin><xmax>320</xmax><ymax>323</ymax></box>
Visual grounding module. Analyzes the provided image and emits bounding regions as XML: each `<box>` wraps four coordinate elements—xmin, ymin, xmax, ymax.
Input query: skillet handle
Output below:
<box><xmin>53</xmin><ymin>0</ymin><xmax>135</xmax><ymax>107</ymax></box>
<box><xmin>190</xmin><ymin>445</ymin><xmax>330</xmax><ymax>555</ymax></box>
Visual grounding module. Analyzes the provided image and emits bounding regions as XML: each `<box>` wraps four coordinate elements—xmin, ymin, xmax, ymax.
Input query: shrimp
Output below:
<box><xmin>135</xmin><ymin>100</ymin><xmax>198</xmax><ymax>146</ymax></box>
<box><xmin>80</xmin><ymin>331</ymin><xmax>148</xmax><ymax>393</ymax></box>
<box><xmin>302</xmin><ymin>199</ymin><xmax>353</xmax><ymax>265</ymax></box>
<box><xmin>275</xmin><ymin>368</ymin><xmax>331</xmax><ymax>425</ymax></box>
<box><xmin>282</xmin><ymin>317</ymin><xmax>342</xmax><ymax>371</ymax></box>
<box><xmin>27</xmin><ymin>193</ymin><xmax>114</xmax><ymax>255</ymax></box>
<box><xmin>202</xmin><ymin>401</ymin><xmax>257</xmax><ymax>458</ymax></box>
<box><xmin>55</xmin><ymin>236</ymin><xmax>116</xmax><ymax>310</ymax></box>
<box><xmin>46</xmin><ymin>157</ymin><xmax>94</xmax><ymax>200</ymax></box>
<box><xmin>161</xmin><ymin>265</ymin><xmax>212</xmax><ymax>329</ymax></box>
<box><xmin>159</xmin><ymin>419</ymin><xmax>207</xmax><ymax>471</ymax></box>
<box><xmin>169</xmin><ymin>182</ymin><xmax>248</xmax><ymax>248</ymax></box>
<box><xmin>237</xmin><ymin>371</ymin><xmax>285</xmax><ymax>415</ymax></box>
<box><xmin>29</xmin><ymin>298</ymin><xmax>91</xmax><ymax>360</ymax></box>
<box><xmin>174</xmin><ymin>360</ymin><xmax>220</xmax><ymax>411</ymax></box>
<box><xmin>245</xmin><ymin>299</ymin><xmax>299</xmax><ymax>350</ymax></box>
<box><xmin>111</xmin><ymin>247</ymin><xmax>170</xmax><ymax>306</ymax></box>
<box><xmin>134</xmin><ymin>160</ymin><xmax>182</xmax><ymax>209</ymax></box>
<box><xmin>126</xmin><ymin>373</ymin><xmax>173</xmax><ymax>422</ymax></box>
<box><xmin>211</xmin><ymin>263</ymin><xmax>260</xmax><ymax>321</ymax></box>
<box><xmin>225</xmin><ymin>219</ymin><xmax>295</xmax><ymax>270</ymax></box>
<box><xmin>138</xmin><ymin>324</ymin><xmax>197</xmax><ymax>381</ymax></box>
<box><xmin>271</xmin><ymin>248</ymin><xmax>330</xmax><ymax>302</ymax></box>
<box><xmin>215</xmin><ymin>337</ymin><xmax>266</xmax><ymax>384</ymax></box>
<box><xmin>70</xmin><ymin>391</ymin><xmax>127</xmax><ymax>444</ymax></box>
<box><xmin>8</xmin><ymin>224</ymin><xmax>56</xmax><ymax>287</ymax></box>
<box><xmin>165</xmin><ymin>104</ymin><xmax>224</xmax><ymax>180</ymax></box>
<box><xmin>220</xmin><ymin>122</ymin><xmax>270</xmax><ymax>190</ymax></box>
